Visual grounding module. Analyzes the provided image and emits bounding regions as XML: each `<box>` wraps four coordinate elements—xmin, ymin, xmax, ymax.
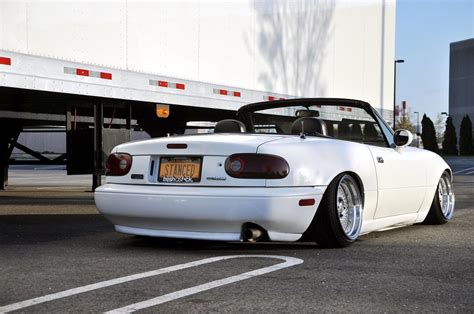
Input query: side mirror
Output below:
<box><xmin>394</xmin><ymin>129</ymin><xmax>413</xmax><ymax>149</ymax></box>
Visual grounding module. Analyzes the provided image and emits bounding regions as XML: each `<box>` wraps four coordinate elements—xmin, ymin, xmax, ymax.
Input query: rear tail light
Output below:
<box><xmin>106</xmin><ymin>153</ymin><xmax>132</xmax><ymax>176</ymax></box>
<box><xmin>225</xmin><ymin>153</ymin><xmax>289</xmax><ymax>179</ymax></box>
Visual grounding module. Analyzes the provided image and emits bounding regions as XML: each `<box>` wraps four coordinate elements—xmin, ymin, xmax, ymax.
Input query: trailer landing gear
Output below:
<box><xmin>0</xmin><ymin>119</ymin><xmax>22</xmax><ymax>190</ymax></box>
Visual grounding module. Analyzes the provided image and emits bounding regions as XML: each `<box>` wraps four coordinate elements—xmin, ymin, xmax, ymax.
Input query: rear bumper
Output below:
<box><xmin>95</xmin><ymin>184</ymin><xmax>326</xmax><ymax>242</ymax></box>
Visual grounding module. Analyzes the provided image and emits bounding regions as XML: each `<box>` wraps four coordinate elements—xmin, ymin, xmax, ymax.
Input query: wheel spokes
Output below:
<box><xmin>438</xmin><ymin>174</ymin><xmax>454</xmax><ymax>220</ymax></box>
<box><xmin>336</xmin><ymin>175</ymin><xmax>363</xmax><ymax>240</ymax></box>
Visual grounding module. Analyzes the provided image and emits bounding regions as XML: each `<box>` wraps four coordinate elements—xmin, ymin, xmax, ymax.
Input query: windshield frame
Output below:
<box><xmin>237</xmin><ymin>98</ymin><xmax>394</xmax><ymax>147</ymax></box>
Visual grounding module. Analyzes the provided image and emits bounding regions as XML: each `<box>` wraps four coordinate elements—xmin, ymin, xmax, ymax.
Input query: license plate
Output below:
<box><xmin>158</xmin><ymin>156</ymin><xmax>202</xmax><ymax>183</ymax></box>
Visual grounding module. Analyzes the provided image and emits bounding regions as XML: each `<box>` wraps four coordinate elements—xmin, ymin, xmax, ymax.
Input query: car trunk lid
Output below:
<box><xmin>107</xmin><ymin>134</ymin><xmax>285</xmax><ymax>187</ymax></box>
<box><xmin>113</xmin><ymin>134</ymin><xmax>283</xmax><ymax>156</ymax></box>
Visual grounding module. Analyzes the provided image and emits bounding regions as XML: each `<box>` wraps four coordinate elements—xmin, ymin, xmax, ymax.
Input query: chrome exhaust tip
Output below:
<box><xmin>243</xmin><ymin>227</ymin><xmax>263</xmax><ymax>242</ymax></box>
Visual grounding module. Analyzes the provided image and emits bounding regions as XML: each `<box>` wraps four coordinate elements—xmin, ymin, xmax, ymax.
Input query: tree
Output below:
<box><xmin>397</xmin><ymin>115</ymin><xmax>416</xmax><ymax>133</ymax></box>
<box><xmin>421</xmin><ymin>114</ymin><xmax>439</xmax><ymax>153</ymax></box>
<box><xmin>434</xmin><ymin>113</ymin><xmax>445</xmax><ymax>148</ymax></box>
<box><xmin>459</xmin><ymin>115</ymin><xmax>473</xmax><ymax>155</ymax></box>
<box><xmin>442</xmin><ymin>116</ymin><xmax>458</xmax><ymax>156</ymax></box>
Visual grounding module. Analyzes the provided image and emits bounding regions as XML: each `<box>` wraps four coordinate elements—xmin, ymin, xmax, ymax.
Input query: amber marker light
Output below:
<box><xmin>156</xmin><ymin>104</ymin><xmax>170</xmax><ymax>118</ymax></box>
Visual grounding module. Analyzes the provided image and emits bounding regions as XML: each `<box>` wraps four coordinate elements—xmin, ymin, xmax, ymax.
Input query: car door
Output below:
<box><xmin>367</xmin><ymin>112</ymin><xmax>427</xmax><ymax>219</ymax></box>
<box><xmin>367</xmin><ymin>145</ymin><xmax>427</xmax><ymax>218</ymax></box>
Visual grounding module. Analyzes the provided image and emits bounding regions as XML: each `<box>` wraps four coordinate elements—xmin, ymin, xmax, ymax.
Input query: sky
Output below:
<box><xmin>395</xmin><ymin>0</ymin><xmax>474</xmax><ymax>123</ymax></box>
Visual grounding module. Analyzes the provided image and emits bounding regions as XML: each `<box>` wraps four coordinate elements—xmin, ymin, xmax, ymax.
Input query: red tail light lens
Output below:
<box><xmin>106</xmin><ymin>153</ymin><xmax>132</xmax><ymax>176</ymax></box>
<box><xmin>299</xmin><ymin>199</ymin><xmax>316</xmax><ymax>206</ymax></box>
<box><xmin>225</xmin><ymin>153</ymin><xmax>289</xmax><ymax>179</ymax></box>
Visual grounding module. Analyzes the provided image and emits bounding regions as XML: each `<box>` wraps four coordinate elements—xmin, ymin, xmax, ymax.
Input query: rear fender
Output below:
<box><xmin>257</xmin><ymin>138</ymin><xmax>378</xmax><ymax>222</ymax></box>
<box><xmin>416</xmin><ymin>153</ymin><xmax>452</xmax><ymax>223</ymax></box>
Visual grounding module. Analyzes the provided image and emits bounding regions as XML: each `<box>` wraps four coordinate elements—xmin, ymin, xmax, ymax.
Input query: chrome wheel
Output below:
<box><xmin>336</xmin><ymin>175</ymin><xmax>363</xmax><ymax>240</ymax></box>
<box><xmin>437</xmin><ymin>174</ymin><xmax>455</xmax><ymax>220</ymax></box>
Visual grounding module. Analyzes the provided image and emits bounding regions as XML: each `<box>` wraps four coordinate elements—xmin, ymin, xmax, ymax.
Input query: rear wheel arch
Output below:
<box><xmin>422</xmin><ymin>170</ymin><xmax>455</xmax><ymax>224</ymax></box>
<box><xmin>445</xmin><ymin>168</ymin><xmax>453</xmax><ymax>182</ymax></box>
<box><xmin>344</xmin><ymin>171</ymin><xmax>365</xmax><ymax>205</ymax></box>
<box><xmin>304</xmin><ymin>171</ymin><xmax>364</xmax><ymax>247</ymax></box>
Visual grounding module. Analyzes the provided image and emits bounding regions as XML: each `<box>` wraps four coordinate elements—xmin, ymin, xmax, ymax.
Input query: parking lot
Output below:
<box><xmin>1</xmin><ymin>159</ymin><xmax>473</xmax><ymax>312</ymax></box>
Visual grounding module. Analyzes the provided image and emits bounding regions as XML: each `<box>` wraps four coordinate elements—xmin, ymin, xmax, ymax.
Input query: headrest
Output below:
<box><xmin>338</xmin><ymin>120</ymin><xmax>352</xmax><ymax>136</ymax></box>
<box><xmin>214</xmin><ymin>119</ymin><xmax>246</xmax><ymax>133</ymax></box>
<box><xmin>291</xmin><ymin>117</ymin><xmax>327</xmax><ymax>136</ymax></box>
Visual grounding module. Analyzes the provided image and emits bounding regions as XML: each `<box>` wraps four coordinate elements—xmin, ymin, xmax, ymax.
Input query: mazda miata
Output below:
<box><xmin>95</xmin><ymin>98</ymin><xmax>454</xmax><ymax>247</ymax></box>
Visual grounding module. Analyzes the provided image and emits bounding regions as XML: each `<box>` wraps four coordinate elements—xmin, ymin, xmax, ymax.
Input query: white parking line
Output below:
<box><xmin>453</xmin><ymin>167</ymin><xmax>474</xmax><ymax>175</ymax></box>
<box><xmin>0</xmin><ymin>255</ymin><xmax>303</xmax><ymax>313</ymax></box>
<box><xmin>106</xmin><ymin>255</ymin><xmax>303</xmax><ymax>313</ymax></box>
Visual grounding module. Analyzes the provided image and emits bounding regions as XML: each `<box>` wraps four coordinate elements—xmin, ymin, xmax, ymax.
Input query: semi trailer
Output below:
<box><xmin>0</xmin><ymin>0</ymin><xmax>396</xmax><ymax>189</ymax></box>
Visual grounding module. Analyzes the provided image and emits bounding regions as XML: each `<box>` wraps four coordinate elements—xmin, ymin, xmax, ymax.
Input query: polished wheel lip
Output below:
<box><xmin>438</xmin><ymin>173</ymin><xmax>455</xmax><ymax>220</ymax></box>
<box><xmin>336</xmin><ymin>175</ymin><xmax>363</xmax><ymax>240</ymax></box>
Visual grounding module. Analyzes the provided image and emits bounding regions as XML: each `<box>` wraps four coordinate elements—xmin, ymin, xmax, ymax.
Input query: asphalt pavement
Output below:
<box><xmin>1</xmin><ymin>160</ymin><xmax>473</xmax><ymax>312</ymax></box>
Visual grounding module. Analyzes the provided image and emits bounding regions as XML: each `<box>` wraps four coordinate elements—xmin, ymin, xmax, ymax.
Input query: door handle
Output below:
<box><xmin>377</xmin><ymin>157</ymin><xmax>384</xmax><ymax>163</ymax></box>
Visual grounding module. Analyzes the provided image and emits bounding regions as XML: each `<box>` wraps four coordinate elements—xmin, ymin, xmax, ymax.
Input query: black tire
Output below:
<box><xmin>307</xmin><ymin>173</ymin><xmax>363</xmax><ymax>248</ymax></box>
<box><xmin>422</xmin><ymin>171</ymin><xmax>454</xmax><ymax>225</ymax></box>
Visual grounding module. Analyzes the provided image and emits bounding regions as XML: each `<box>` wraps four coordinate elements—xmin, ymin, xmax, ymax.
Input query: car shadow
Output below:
<box><xmin>1</xmin><ymin>212</ymin><xmax>449</xmax><ymax>251</ymax></box>
<box><xmin>119</xmin><ymin>235</ymin><xmax>323</xmax><ymax>251</ymax></box>
<box><xmin>0</xmin><ymin>214</ymin><xmax>112</xmax><ymax>245</ymax></box>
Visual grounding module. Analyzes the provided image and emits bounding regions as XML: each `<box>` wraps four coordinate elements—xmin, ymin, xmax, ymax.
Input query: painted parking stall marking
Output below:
<box><xmin>453</xmin><ymin>166</ymin><xmax>474</xmax><ymax>175</ymax></box>
<box><xmin>106</xmin><ymin>255</ymin><xmax>303</xmax><ymax>313</ymax></box>
<box><xmin>0</xmin><ymin>255</ymin><xmax>303</xmax><ymax>313</ymax></box>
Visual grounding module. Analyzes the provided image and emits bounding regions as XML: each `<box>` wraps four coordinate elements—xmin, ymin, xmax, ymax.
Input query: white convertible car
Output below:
<box><xmin>95</xmin><ymin>99</ymin><xmax>454</xmax><ymax>247</ymax></box>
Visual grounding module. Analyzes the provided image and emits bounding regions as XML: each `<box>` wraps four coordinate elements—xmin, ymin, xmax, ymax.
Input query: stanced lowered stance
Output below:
<box><xmin>95</xmin><ymin>99</ymin><xmax>455</xmax><ymax>247</ymax></box>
